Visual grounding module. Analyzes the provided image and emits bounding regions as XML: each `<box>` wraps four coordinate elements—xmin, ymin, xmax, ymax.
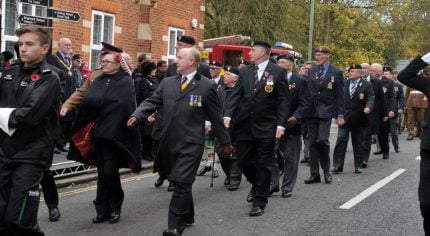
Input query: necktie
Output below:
<box><xmin>181</xmin><ymin>77</ymin><xmax>188</xmax><ymax>91</ymax></box>
<box><xmin>65</xmin><ymin>56</ymin><xmax>71</xmax><ymax>66</ymax></box>
<box><xmin>318</xmin><ymin>66</ymin><xmax>325</xmax><ymax>80</ymax></box>
<box><xmin>254</xmin><ymin>65</ymin><xmax>260</xmax><ymax>86</ymax></box>
<box><xmin>350</xmin><ymin>80</ymin><xmax>357</xmax><ymax>99</ymax></box>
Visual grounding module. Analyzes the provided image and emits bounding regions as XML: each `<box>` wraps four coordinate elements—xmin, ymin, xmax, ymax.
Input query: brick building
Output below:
<box><xmin>1</xmin><ymin>0</ymin><xmax>206</xmax><ymax>69</ymax></box>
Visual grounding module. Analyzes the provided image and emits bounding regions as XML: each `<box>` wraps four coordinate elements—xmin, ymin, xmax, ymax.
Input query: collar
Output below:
<box><xmin>58</xmin><ymin>50</ymin><xmax>69</xmax><ymax>59</ymax></box>
<box><xmin>322</xmin><ymin>63</ymin><xmax>330</xmax><ymax>71</ymax></box>
<box><xmin>183</xmin><ymin>70</ymin><xmax>197</xmax><ymax>83</ymax></box>
<box><xmin>213</xmin><ymin>76</ymin><xmax>221</xmax><ymax>84</ymax></box>
<box><xmin>19</xmin><ymin>60</ymin><xmax>51</xmax><ymax>74</ymax></box>
<box><xmin>256</xmin><ymin>59</ymin><xmax>270</xmax><ymax>71</ymax></box>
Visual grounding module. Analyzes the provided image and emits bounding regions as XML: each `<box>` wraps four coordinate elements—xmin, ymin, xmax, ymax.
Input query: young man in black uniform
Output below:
<box><xmin>332</xmin><ymin>65</ymin><xmax>374</xmax><ymax>174</ymax></box>
<box><xmin>0</xmin><ymin>24</ymin><xmax>61</xmax><ymax>236</ymax></box>
<box><xmin>397</xmin><ymin>52</ymin><xmax>430</xmax><ymax>236</ymax></box>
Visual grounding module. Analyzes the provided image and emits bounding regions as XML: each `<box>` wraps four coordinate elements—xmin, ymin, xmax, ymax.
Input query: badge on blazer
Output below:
<box><xmin>189</xmin><ymin>95</ymin><xmax>202</xmax><ymax>107</ymax></box>
<box><xmin>289</xmin><ymin>83</ymin><xmax>296</xmax><ymax>90</ymax></box>
<box><xmin>383</xmin><ymin>87</ymin><xmax>387</xmax><ymax>93</ymax></box>
<box><xmin>4</xmin><ymin>74</ymin><xmax>12</xmax><ymax>80</ymax></box>
<box><xmin>264</xmin><ymin>75</ymin><xmax>274</xmax><ymax>93</ymax></box>
<box><xmin>327</xmin><ymin>82</ymin><xmax>333</xmax><ymax>90</ymax></box>
<box><xmin>359</xmin><ymin>93</ymin><xmax>365</xmax><ymax>100</ymax></box>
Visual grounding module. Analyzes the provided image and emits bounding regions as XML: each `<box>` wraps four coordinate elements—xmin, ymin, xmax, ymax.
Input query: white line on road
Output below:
<box><xmin>339</xmin><ymin>168</ymin><xmax>407</xmax><ymax>210</ymax></box>
<box><xmin>416</xmin><ymin>156</ymin><xmax>421</xmax><ymax>160</ymax></box>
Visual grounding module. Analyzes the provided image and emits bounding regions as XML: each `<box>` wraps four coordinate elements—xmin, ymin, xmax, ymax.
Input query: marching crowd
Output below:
<box><xmin>0</xmin><ymin>24</ymin><xmax>429</xmax><ymax>236</ymax></box>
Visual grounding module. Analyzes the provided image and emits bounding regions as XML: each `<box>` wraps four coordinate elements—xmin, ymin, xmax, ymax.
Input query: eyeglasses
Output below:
<box><xmin>100</xmin><ymin>60</ymin><xmax>117</xmax><ymax>65</ymax></box>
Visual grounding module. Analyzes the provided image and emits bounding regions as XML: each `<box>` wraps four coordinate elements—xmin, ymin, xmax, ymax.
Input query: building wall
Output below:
<box><xmin>47</xmin><ymin>0</ymin><xmax>206</xmax><ymax>67</ymax></box>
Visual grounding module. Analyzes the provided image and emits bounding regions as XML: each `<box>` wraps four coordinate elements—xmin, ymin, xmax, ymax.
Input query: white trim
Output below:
<box><xmin>89</xmin><ymin>10</ymin><xmax>115</xmax><ymax>70</ymax></box>
<box><xmin>167</xmin><ymin>27</ymin><xmax>184</xmax><ymax>64</ymax></box>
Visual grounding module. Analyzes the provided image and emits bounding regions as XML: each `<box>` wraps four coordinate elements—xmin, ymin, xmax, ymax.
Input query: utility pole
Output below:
<box><xmin>307</xmin><ymin>0</ymin><xmax>315</xmax><ymax>61</ymax></box>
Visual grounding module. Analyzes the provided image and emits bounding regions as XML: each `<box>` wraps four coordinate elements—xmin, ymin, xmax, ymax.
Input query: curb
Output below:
<box><xmin>55</xmin><ymin>162</ymin><xmax>154</xmax><ymax>188</ymax></box>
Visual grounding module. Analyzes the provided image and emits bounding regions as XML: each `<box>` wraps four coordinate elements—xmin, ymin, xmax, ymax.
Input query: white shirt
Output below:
<box><xmin>422</xmin><ymin>52</ymin><xmax>430</xmax><ymax>64</ymax></box>
<box><xmin>182</xmin><ymin>70</ymin><xmax>197</xmax><ymax>84</ymax></box>
<box><xmin>364</xmin><ymin>75</ymin><xmax>370</xmax><ymax>82</ymax></box>
<box><xmin>349</xmin><ymin>79</ymin><xmax>359</xmax><ymax>95</ymax></box>
<box><xmin>213</xmin><ymin>76</ymin><xmax>221</xmax><ymax>85</ymax></box>
<box><xmin>256</xmin><ymin>59</ymin><xmax>270</xmax><ymax>81</ymax></box>
<box><xmin>287</xmin><ymin>72</ymin><xmax>293</xmax><ymax>83</ymax></box>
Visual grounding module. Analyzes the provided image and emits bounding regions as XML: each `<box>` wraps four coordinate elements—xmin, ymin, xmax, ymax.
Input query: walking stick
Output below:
<box><xmin>210</xmin><ymin>138</ymin><xmax>216</xmax><ymax>188</ymax></box>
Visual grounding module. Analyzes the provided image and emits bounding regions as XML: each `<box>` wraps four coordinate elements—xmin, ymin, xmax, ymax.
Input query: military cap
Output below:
<box><xmin>315</xmin><ymin>46</ymin><xmax>331</xmax><ymax>54</ymax></box>
<box><xmin>177</xmin><ymin>35</ymin><xmax>196</xmax><ymax>45</ymax></box>
<box><xmin>72</xmin><ymin>54</ymin><xmax>82</xmax><ymax>61</ymax></box>
<box><xmin>226</xmin><ymin>66</ymin><xmax>240</xmax><ymax>76</ymax></box>
<box><xmin>209</xmin><ymin>61</ymin><xmax>222</xmax><ymax>68</ymax></box>
<box><xmin>383</xmin><ymin>66</ymin><xmax>392</xmax><ymax>72</ymax></box>
<box><xmin>277</xmin><ymin>54</ymin><xmax>295</xmax><ymax>62</ymax></box>
<box><xmin>101</xmin><ymin>42</ymin><xmax>123</xmax><ymax>53</ymax></box>
<box><xmin>1</xmin><ymin>51</ymin><xmax>14</xmax><ymax>61</ymax></box>
<box><xmin>348</xmin><ymin>64</ymin><xmax>362</xmax><ymax>72</ymax></box>
<box><xmin>251</xmin><ymin>40</ymin><xmax>271</xmax><ymax>49</ymax></box>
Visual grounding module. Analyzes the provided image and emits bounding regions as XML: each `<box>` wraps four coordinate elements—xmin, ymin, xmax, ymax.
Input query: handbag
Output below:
<box><xmin>71</xmin><ymin>121</ymin><xmax>97</xmax><ymax>165</ymax></box>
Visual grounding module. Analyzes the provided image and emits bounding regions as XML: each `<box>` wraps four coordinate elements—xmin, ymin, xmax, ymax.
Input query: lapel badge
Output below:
<box><xmin>383</xmin><ymin>87</ymin><xmax>387</xmax><ymax>93</ymax></box>
<box><xmin>20</xmin><ymin>81</ymin><xmax>28</xmax><ymax>87</ymax></box>
<box><xmin>327</xmin><ymin>82</ymin><xmax>333</xmax><ymax>90</ymax></box>
<box><xmin>359</xmin><ymin>93</ymin><xmax>365</xmax><ymax>100</ymax></box>
<box><xmin>197</xmin><ymin>95</ymin><xmax>202</xmax><ymax>107</ymax></box>
<box><xmin>4</xmin><ymin>74</ymin><xmax>12</xmax><ymax>80</ymax></box>
<box><xmin>290</xmin><ymin>83</ymin><xmax>296</xmax><ymax>89</ymax></box>
<box><xmin>189</xmin><ymin>95</ymin><xmax>195</xmax><ymax>107</ymax></box>
<box><xmin>331</xmin><ymin>75</ymin><xmax>335</xmax><ymax>83</ymax></box>
<box><xmin>265</xmin><ymin>75</ymin><xmax>274</xmax><ymax>93</ymax></box>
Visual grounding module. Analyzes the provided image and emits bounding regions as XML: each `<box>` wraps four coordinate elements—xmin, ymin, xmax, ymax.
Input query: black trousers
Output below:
<box><xmin>378</xmin><ymin>120</ymin><xmax>390</xmax><ymax>154</ymax></box>
<box><xmin>168</xmin><ymin>182</ymin><xmax>194</xmax><ymax>233</ymax></box>
<box><xmin>236</xmin><ymin>139</ymin><xmax>274</xmax><ymax>208</ymax></box>
<box><xmin>94</xmin><ymin>139</ymin><xmax>124</xmax><ymax>217</ymax></box>
<box><xmin>363</xmin><ymin>125</ymin><xmax>373</xmax><ymax>163</ymax></box>
<box><xmin>0</xmin><ymin>162</ymin><xmax>45</xmax><ymax>236</ymax></box>
<box><xmin>215</xmin><ymin>143</ymin><xmax>241</xmax><ymax>182</ymax></box>
<box><xmin>40</xmin><ymin>169</ymin><xmax>59</xmax><ymax>209</ymax></box>
<box><xmin>419</xmin><ymin>149</ymin><xmax>430</xmax><ymax>235</ymax></box>
<box><xmin>153</xmin><ymin>139</ymin><xmax>171</xmax><ymax>180</ymax></box>
<box><xmin>307</xmin><ymin>118</ymin><xmax>332</xmax><ymax>176</ymax></box>
<box><xmin>333</xmin><ymin>123</ymin><xmax>366</xmax><ymax>170</ymax></box>
<box><xmin>390</xmin><ymin>117</ymin><xmax>400</xmax><ymax>149</ymax></box>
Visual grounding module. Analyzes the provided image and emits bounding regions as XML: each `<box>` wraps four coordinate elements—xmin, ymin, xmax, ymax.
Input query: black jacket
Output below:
<box><xmin>305</xmin><ymin>64</ymin><xmax>345</xmax><ymax>119</ymax></box>
<box><xmin>344</xmin><ymin>78</ymin><xmax>375</xmax><ymax>126</ymax></box>
<box><xmin>68</xmin><ymin>70</ymin><xmax>141</xmax><ymax>172</ymax></box>
<box><xmin>46</xmin><ymin>51</ymin><xmax>74</xmax><ymax>102</ymax></box>
<box><xmin>285</xmin><ymin>73</ymin><xmax>308</xmax><ymax>135</ymax></box>
<box><xmin>0</xmin><ymin>61</ymin><xmax>61</xmax><ymax>167</ymax></box>
<box><xmin>366</xmin><ymin>77</ymin><xmax>388</xmax><ymax>134</ymax></box>
<box><xmin>380</xmin><ymin>76</ymin><xmax>396</xmax><ymax>113</ymax></box>
<box><xmin>393</xmin><ymin>82</ymin><xmax>405</xmax><ymax>117</ymax></box>
<box><xmin>397</xmin><ymin>57</ymin><xmax>430</xmax><ymax>150</ymax></box>
<box><xmin>166</xmin><ymin>62</ymin><xmax>211</xmax><ymax>79</ymax></box>
<box><xmin>225</xmin><ymin>61</ymin><xmax>289</xmax><ymax>140</ymax></box>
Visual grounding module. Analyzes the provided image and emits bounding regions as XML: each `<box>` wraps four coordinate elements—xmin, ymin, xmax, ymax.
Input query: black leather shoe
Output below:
<box><xmin>355</xmin><ymin>168</ymin><xmax>362</xmax><ymax>174</ymax></box>
<box><xmin>373</xmin><ymin>151</ymin><xmax>383</xmax><ymax>155</ymax></box>
<box><xmin>246</xmin><ymin>190</ymin><xmax>254</xmax><ymax>203</ymax></box>
<box><xmin>224</xmin><ymin>178</ymin><xmax>230</xmax><ymax>186</ymax></box>
<box><xmin>361</xmin><ymin>161</ymin><xmax>368</xmax><ymax>169</ymax></box>
<box><xmin>383</xmin><ymin>153</ymin><xmax>389</xmax><ymax>159</ymax></box>
<box><xmin>300</xmin><ymin>159</ymin><xmax>309</xmax><ymax>163</ymax></box>
<box><xmin>53</xmin><ymin>149</ymin><xmax>62</xmax><ymax>154</ymax></box>
<box><xmin>185</xmin><ymin>218</ymin><xmax>195</xmax><ymax>227</ymax></box>
<box><xmin>270</xmin><ymin>187</ymin><xmax>280</xmax><ymax>194</ymax></box>
<box><xmin>282</xmin><ymin>190</ymin><xmax>292</xmax><ymax>198</ymax></box>
<box><xmin>304</xmin><ymin>174</ymin><xmax>321</xmax><ymax>184</ymax></box>
<box><xmin>228</xmin><ymin>185</ymin><xmax>239</xmax><ymax>191</ymax></box>
<box><xmin>92</xmin><ymin>215</ymin><xmax>109</xmax><ymax>224</ymax></box>
<box><xmin>49</xmin><ymin>207</ymin><xmax>61</xmax><ymax>222</ymax></box>
<box><xmin>394</xmin><ymin>147</ymin><xmax>400</xmax><ymax>153</ymax></box>
<box><xmin>108</xmin><ymin>212</ymin><xmax>120</xmax><ymax>224</ymax></box>
<box><xmin>196</xmin><ymin>166</ymin><xmax>211</xmax><ymax>176</ymax></box>
<box><xmin>163</xmin><ymin>229</ymin><xmax>182</xmax><ymax>236</ymax></box>
<box><xmin>331</xmin><ymin>167</ymin><xmax>343</xmax><ymax>174</ymax></box>
<box><xmin>167</xmin><ymin>182</ymin><xmax>175</xmax><ymax>192</ymax></box>
<box><xmin>324</xmin><ymin>174</ymin><xmax>332</xmax><ymax>184</ymax></box>
<box><xmin>58</xmin><ymin>146</ymin><xmax>68</xmax><ymax>152</ymax></box>
<box><xmin>154</xmin><ymin>177</ymin><xmax>165</xmax><ymax>187</ymax></box>
<box><xmin>249</xmin><ymin>206</ymin><xmax>264</xmax><ymax>216</ymax></box>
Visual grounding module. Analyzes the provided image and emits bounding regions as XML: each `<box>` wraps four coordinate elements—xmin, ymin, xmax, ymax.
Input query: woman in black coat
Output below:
<box><xmin>68</xmin><ymin>52</ymin><xmax>141</xmax><ymax>224</ymax></box>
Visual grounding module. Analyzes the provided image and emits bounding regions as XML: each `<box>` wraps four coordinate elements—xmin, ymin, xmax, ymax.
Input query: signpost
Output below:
<box><xmin>19</xmin><ymin>0</ymin><xmax>50</xmax><ymax>7</ymax></box>
<box><xmin>17</xmin><ymin>15</ymin><xmax>52</xmax><ymax>27</ymax></box>
<box><xmin>47</xmin><ymin>9</ymin><xmax>80</xmax><ymax>22</ymax></box>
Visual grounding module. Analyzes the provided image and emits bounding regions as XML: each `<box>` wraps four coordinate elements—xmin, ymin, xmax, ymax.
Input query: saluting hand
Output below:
<box><xmin>127</xmin><ymin>117</ymin><xmax>138</xmax><ymax>127</ymax></box>
<box><xmin>223</xmin><ymin>144</ymin><xmax>234</xmax><ymax>156</ymax></box>
<box><xmin>364</xmin><ymin>107</ymin><xmax>371</xmax><ymax>115</ymax></box>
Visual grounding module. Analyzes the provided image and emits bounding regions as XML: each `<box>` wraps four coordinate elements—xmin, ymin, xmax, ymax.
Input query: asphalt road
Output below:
<box><xmin>39</xmin><ymin>127</ymin><xmax>424</xmax><ymax>236</ymax></box>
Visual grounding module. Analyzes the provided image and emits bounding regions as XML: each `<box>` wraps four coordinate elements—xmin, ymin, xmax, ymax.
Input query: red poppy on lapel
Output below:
<box><xmin>30</xmin><ymin>73</ymin><xmax>40</xmax><ymax>82</ymax></box>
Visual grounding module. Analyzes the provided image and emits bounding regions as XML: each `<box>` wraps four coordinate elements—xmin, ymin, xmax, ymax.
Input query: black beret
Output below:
<box><xmin>277</xmin><ymin>54</ymin><xmax>295</xmax><ymax>62</ymax></box>
<box><xmin>101</xmin><ymin>42</ymin><xmax>123</xmax><ymax>53</ymax></box>
<box><xmin>251</xmin><ymin>40</ymin><xmax>271</xmax><ymax>49</ymax></box>
<box><xmin>1</xmin><ymin>51</ymin><xmax>14</xmax><ymax>61</ymax></box>
<box><xmin>348</xmin><ymin>64</ymin><xmax>362</xmax><ymax>71</ymax></box>
<box><xmin>315</xmin><ymin>46</ymin><xmax>331</xmax><ymax>54</ymax></box>
<box><xmin>72</xmin><ymin>54</ymin><xmax>82</xmax><ymax>61</ymax></box>
<box><xmin>209</xmin><ymin>61</ymin><xmax>222</xmax><ymax>67</ymax></box>
<box><xmin>226</xmin><ymin>66</ymin><xmax>240</xmax><ymax>76</ymax></box>
<box><xmin>177</xmin><ymin>35</ymin><xmax>196</xmax><ymax>45</ymax></box>
<box><xmin>383</xmin><ymin>66</ymin><xmax>392</xmax><ymax>72</ymax></box>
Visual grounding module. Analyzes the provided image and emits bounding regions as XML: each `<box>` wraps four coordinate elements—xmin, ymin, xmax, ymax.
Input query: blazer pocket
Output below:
<box><xmin>185</xmin><ymin>135</ymin><xmax>204</xmax><ymax>145</ymax></box>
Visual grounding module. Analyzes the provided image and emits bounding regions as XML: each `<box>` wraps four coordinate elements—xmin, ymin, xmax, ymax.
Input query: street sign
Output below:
<box><xmin>17</xmin><ymin>15</ymin><xmax>52</xmax><ymax>27</ymax></box>
<box><xmin>19</xmin><ymin>0</ymin><xmax>50</xmax><ymax>7</ymax></box>
<box><xmin>47</xmin><ymin>9</ymin><xmax>80</xmax><ymax>21</ymax></box>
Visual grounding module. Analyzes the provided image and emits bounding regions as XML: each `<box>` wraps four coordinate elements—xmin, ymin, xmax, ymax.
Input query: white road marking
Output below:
<box><xmin>416</xmin><ymin>156</ymin><xmax>421</xmax><ymax>160</ymax></box>
<box><xmin>339</xmin><ymin>168</ymin><xmax>407</xmax><ymax>210</ymax></box>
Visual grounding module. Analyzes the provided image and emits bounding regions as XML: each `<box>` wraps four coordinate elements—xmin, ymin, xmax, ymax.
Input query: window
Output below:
<box><xmin>167</xmin><ymin>27</ymin><xmax>184</xmax><ymax>65</ymax></box>
<box><xmin>90</xmin><ymin>10</ymin><xmax>115</xmax><ymax>70</ymax></box>
<box><xmin>1</xmin><ymin>0</ymin><xmax>48</xmax><ymax>57</ymax></box>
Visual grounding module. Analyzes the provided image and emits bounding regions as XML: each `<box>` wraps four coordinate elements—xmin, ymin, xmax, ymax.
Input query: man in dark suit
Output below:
<box><xmin>383</xmin><ymin>67</ymin><xmax>404</xmax><ymax>153</ymax></box>
<box><xmin>360</xmin><ymin>63</ymin><xmax>388</xmax><ymax>168</ymax></box>
<box><xmin>370</xmin><ymin>63</ymin><xmax>396</xmax><ymax>160</ymax></box>
<box><xmin>165</xmin><ymin>35</ymin><xmax>211</xmax><ymax>79</ymax></box>
<box><xmin>224</xmin><ymin>40</ymin><xmax>289</xmax><ymax>216</ymax></box>
<box><xmin>270</xmin><ymin>54</ymin><xmax>308</xmax><ymax>198</ymax></box>
<box><xmin>303</xmin><ymin>46</ymin><xmax>345</xmax><ymax>184</ymax></box>
<box><xmin>332</xmin><ymin>64</ymin><xmax>374</xmax><ymax>174</ymax></box>
<box><xmin>397</xmin><ymin>53</ymin><xmax>430</xmax><ymax>236</ymax></box>
<box><xmin>128</xmin><ymin>47</ymin><xmax>232</xmax><ymax>236</ymax></box>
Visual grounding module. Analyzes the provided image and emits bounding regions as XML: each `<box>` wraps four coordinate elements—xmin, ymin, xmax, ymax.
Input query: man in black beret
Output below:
<box><xmin>165</xmin><ymin>35</ymin><xmax>211</xmax><ymax>79</ymax></box>
<box><xmin>225</xmin><ymin>40</ymin><xmax>289</xmax><ymax>216</ymax></box>
<box><xmin>332</xmin><ymin>64</ymin><xmax>374</xmax><ymax>174</ymax></box>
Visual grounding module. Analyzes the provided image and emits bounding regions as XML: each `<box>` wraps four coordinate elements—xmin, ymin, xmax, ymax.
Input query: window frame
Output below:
<box><xmin>167</xmin><ymin>27</ymin><xmax>185</xmax><ymax>65</ymax></box>
<box><xmin>89</xmin><ymin>10</ymin><xmax>116</xmax><ymax>70</ymax></box>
